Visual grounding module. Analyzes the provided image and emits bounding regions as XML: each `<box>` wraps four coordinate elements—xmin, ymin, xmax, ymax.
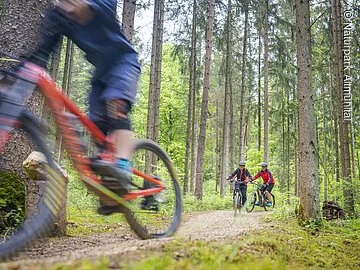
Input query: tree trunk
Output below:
<box><xmin>263</xmin><ymin>0</ymin><xmax>269</xmax><ymax>163</ymax></box>
<box><xmin>57</xmin><ymin>38</ymin><xmax>74</xmax><ymax>162</ymax></box>
<box><xmin>195</xmin><ymin>0</ymin><xmax>215</xmax><ymax>200</ymax></box>
<box><xmin>331</xmin><ymin>0</ymin><xmax>355</xmax><ymax>215</ymax></box>
<box><xmin>322</xmin><ymin>84</ymin><xmax>328</xmax><ymax>201</ymax></box>
<box><xmin>229</xmin><ymin>74</ymin><xmax>234</xmax><ymax>172</ymax></box>
<box><xmin>0</xmin><ymin>0</ymin><xmax>68</xmax><ymax>235</ymax></box>
<box><xmin>183</xmin><ymin>0</ymin><xmax>197</xmax><ymax>194</ymax></box>
<box><xmin>122</xmin><ymin>0</ymin><xmax>136</xmax><ymax>42</ymax></box>
<box><xmin>258</xmin><ymin>31</ymin><xmax>262</xmax><ymax>152</ymax></box>
<box><xmin>215</xmin><ymin>98</ymin><xmax>221</xmax><ymax>192</ymax></box>
<box><xmin>295</xmin><ymin>0</ymin><xmax>320</xmax><ymax>221</ymax></box>
<box><xmin>146</xmin><ymin>0</ymin><xmax>164</xmax><ymax>175</ymax></box>
<box><xmin>190</xmin><ymin>85</ymin><xmax>200</xmax><ymax>193</ymax></box>
<box><xmin>238</xmin><ymin>0</ymin><xmax>249</xmax><ymax>161</ymax></box>
<box><xmin>287</xmin><ymin>88</ymin><xmax>291</xmax><ymax>203</ymax></box>
<box><xmin>350</xmin><ymin>120</ymin><xmax>357</xmax><ymax>196</ymax></box>
<box><xmin>220</xmin><ymin>0</ymin><xmax>232</xmax><ymax>197</ymax></box>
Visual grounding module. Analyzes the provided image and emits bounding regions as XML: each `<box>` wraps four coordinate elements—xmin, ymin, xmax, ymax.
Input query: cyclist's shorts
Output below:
<box><xmin>89</xmin><ymin>53</ymin><xmax>140</xmax><ymax>122</ymax></box>
<box><xmin>266</xmin><ymin>184</ymin><xmax>274</xmax><ymax>193</ymax></box>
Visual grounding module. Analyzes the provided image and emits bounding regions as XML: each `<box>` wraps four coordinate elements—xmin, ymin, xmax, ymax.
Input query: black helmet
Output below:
<box><xmin>238</xmin><ymin>161</ymin><xmax>246</xmax><ymax>166</ymax></box>
<box><xmin>260</xmin><ymin>162</ymin><xmax>268</xmax><ymax>167</ymax></box>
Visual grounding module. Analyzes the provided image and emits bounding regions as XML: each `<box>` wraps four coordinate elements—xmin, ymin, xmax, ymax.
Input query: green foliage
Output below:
<box><xmin>0</xmin><ymin>171</ymin><xmax>24</xmax><ymax>231</ymax></box>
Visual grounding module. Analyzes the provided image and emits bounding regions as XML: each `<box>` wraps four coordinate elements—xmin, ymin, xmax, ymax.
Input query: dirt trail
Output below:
<box><xmin>1</xmin><ymin>210</ymin><xmax>269</xmax><ymax>268</ymax></box>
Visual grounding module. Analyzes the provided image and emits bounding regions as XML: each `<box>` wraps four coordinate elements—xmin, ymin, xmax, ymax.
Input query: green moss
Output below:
<box><xmin>0</xmin><ymin>171</ymin><xmax>25</xmax><ymax>231</ymax></box>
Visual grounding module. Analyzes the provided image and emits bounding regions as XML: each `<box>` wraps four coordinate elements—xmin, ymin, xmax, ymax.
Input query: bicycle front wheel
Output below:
<box><xmin>124</xmin><ymin>139</ymin><xmax>182</xmax><ymax>239</ymax></box>
<box><xmin>0</xmin><ymin>113</ymin><xmax>66</xmax><ymax>260</ymax></box>
<box><xmin>246</xmin><ymin>192</ymin><xmax>256</xmax><ymax>213</ymax></box>
<box><xmin>233</xmin><ymin>192</ymin><xmax>239</xmax><ymax>217</ymax></box>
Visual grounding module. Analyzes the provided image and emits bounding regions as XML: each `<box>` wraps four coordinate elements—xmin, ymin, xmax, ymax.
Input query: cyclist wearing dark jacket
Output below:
<box><xmin>227</xmin><ymin>161</ymin><xmax>252</xmax><ymax>206</ymax></box>
<box><xmin>28</xmin><ymin>0</ymin><xmax>141</xmax><ymax>215</ymax></box>
<box><xmin>253</xmin><ymin>162</ymin><xmax>275</xmax><ymax>203</ymax></box>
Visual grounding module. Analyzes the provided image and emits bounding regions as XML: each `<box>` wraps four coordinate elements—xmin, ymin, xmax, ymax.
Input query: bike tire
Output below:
<box><xmin>263</xmin><ymin>193</ymin><xmax>275</xmax><ymax>211</ymax></box>
<box><xmin>271</xmin><ymin>193</ymin><xmax>275</xmax><ymax>208</ymax></box>
<box><xmin>124</xmin><ymin>139</ymin><xmax>182</xmax><ymax>239</ymax></box>
<box><xmin>0</xmin><ymin>113</ymin><xmax>66</xmax><ymax>260</ymax></box>
<box><xmin>234</xmin><ymin>192</ymin><xmax>241</xmax><ymax>217</ymax></box>
<box><xmin>246</xmin><ymin>192</ymin><xmax>256</xmax><ymax>213</ymax></box>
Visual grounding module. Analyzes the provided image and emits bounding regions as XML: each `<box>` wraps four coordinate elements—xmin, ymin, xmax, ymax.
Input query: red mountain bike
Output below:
<box><xmin>0</xmin><ymin>57</ymin><xmax>182</xmax><ymax>259</ymax></box>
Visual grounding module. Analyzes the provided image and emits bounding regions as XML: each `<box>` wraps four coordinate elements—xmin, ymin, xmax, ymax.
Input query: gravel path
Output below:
<box><xmin>1</xmin><ymin>210</ymin><xmax>269</xmax><ymax>268</ymax></box>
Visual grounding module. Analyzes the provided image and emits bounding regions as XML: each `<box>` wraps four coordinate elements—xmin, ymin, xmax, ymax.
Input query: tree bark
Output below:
<box><xmin>295</xmin><ymin>0</ymin><xmax>320</xmax><ymax>221</ymax></box>
<box><xmin>0</xmin><ymin>0</ymin><xmax>68</xmax><ymax>235</ymax></box>
<box><xmin>331</xmin><ymin>0</ymin><xmax>355</xmax><ymax>214</ymax></box>
<box><xmin>258</xmin><ymin>30</ymin><xmax>262</xmax><ymax>152</ymax></box>
<box><xmin>263</xmin><ymin>0</ymin><xmax>269</xmax><ymax>163</ymax></box>
<box><xmin>220</xmin><ymin>0</ymin><xmax>232</xmax><ymax>197</ymax></box>
<box><xmin>122</xmin><ymin>0</ymin><xmax>136</xmax><ymax>42</ymax></box>
<box><xmin>195</xmin><ymin>0</ymin><xmax>215</xmax><ymax>200</ymax></box>
<box><xmin>57</xmin><ymin>38</ymin><xmax>74</xmax><ymax>162</ymax></box>
<box><xmin>322</xmin><ymin>84</ymin><xmax>328</xmax><ymax>201</ymax></box>
<box><xmin>238</xmin><ymin>0</ymin><xmax>248</xmax><ymax>161</ymax></box>
<box><xmin>287</xmin><ymin>87</ymin><xmax>291</xmax><ymax>203</ymax></box>
<box><xmin>183</xmin><ymin>0</ymin><xmax>197</xmax><ymax>194</ymax></box>
<box><xmin>146</xmin><ymin>0</ymin><xmax>164</xmax><ymax>174</ymax></box>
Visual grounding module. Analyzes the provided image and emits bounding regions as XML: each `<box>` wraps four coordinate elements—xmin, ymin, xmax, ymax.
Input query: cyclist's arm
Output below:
<box><xmin>88</xmin><ymin>0</ymin><xmax>117</xmax><ymax>22</ymax></box>
<box><xmin>266</xmin><ymin>170</ymin><xmax>274</xmax><ymax>185</ymax></box>
<box><xmin>245</xmin><ymin>169</ymin><xmax>252</xmax><ymax>181</ymax></box>
<box><xmin>252</xmin><ymin>171</ymin><xmax>261</xmax><ymax>181</ymax></box>
<box><xmin>30</xmin><ymin>9</ymin><xmax>70</xmax><ymax>67</ymax></box>
<box><xmin>227</xmin><ymin>169</ymin><xmax>237</xmax><ymax>180</ymax></box>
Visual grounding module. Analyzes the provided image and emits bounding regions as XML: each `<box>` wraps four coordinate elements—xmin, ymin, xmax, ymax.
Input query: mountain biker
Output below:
<box><xmin>227</xmin><ymin>161</ymin><xmax>252</xmax><ymax>207</ymax></box>
<box><xmin>252</xmin><ymin>162</ymin><xmax>275</xmax><ymax>206</ymax></box>
<box><xmin>21</xmin><ymin>0</ymin><xmax>146</xmax><ymax>215</ymax></box>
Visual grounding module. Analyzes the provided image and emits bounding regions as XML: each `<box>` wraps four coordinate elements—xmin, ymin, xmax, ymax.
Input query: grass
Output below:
<box><xmin>66</xmin><ymin>173</ymin><xmax>233</xmax><ymax>235</ymax></box>
<box><xmin>35</xmin><ymin>212</ymin><xmax>360</xmax><ymax>270</ymax></box>
<box><xmin>121</xmin><ymin>215</ymin><xmax>360</xmax><ymax>270</ymax></box>
<box><xmin>62</xmin><ymin>168</ymin><xmax>360</xmax><ymax>269</ymax></box>
<box><xmin>66</xmin><ymin>169</ymin><xmax>127</xmax><ymax>236</ymax></box>
<box><xmin>11</xmin><ymin>176</ymin><xmax>360</xmax><ymax>270</ymax></box>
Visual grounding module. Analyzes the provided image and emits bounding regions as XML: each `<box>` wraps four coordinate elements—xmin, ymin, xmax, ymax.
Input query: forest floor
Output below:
<box><xmin>0</xmin><ymin>210</ymin><xmax>269</xmax><ymax>269</ymax></box>
<box><xmin>1</xmin><ymin>209</ymin><xmax>360</xmax><ymax>269</ymax></box>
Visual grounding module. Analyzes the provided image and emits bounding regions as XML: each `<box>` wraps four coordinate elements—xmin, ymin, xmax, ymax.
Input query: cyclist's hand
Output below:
<box><xmin>57</xmin><ymin>0</ymin><xmax>94</xmax><ymax>25</ymax></box>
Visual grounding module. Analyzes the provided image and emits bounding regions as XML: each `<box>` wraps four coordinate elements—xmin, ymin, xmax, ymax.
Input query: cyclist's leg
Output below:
<box><xmin>260</xmin><ymin>184</ymin><xmax>267</xmax><ymax>204</ymax></box>
<box><xmin>89</xmin><ymin>80</ymin><xmax>109</xmax><ymax>136</ymax></box>
<box><xmin>240</xmin><ymin>185</ymin><xmax>247</xmax><ymax>206</ymax></box>
<box><xmin>101</xmin><ymin>53</ymin><xmax>140</xmax><ymax>163</ymax></box>
<box><xmin>265</xmin><ymin>184</ymin><xmax>274</xmax><ymax>201</ymax></box>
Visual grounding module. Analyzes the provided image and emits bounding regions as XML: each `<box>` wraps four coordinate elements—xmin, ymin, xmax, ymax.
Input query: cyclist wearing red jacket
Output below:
<box><xmin>252</xmin><ymin>162</ymin><xmax>275</xmax><ymax>204</ymax></box>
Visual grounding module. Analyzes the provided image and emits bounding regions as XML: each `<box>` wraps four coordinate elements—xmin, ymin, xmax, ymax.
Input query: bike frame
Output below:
<box><xmin>0</xmin><ymin>64</ymin><xmax>164</xmax><ymax>202</ymax></box>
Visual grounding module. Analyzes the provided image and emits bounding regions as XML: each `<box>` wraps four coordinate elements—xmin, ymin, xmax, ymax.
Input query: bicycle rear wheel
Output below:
<box><xmin>124</xmin><ymin>139</ymin><xmax>182</xmax><ymax>239</ymax></box>
<box><xmin>0</xmin><ymin>113</ymin><xmax>66</xmax><ymax>260</ymax></box>
<box><xmin>246</xmin><ymin>192</ymin><xmax>256</xmax><ymax>213</ymax></box>
<box><xmin>264</xmin><ymin>193</ymin><xmax>275</xmax><ymax>211</ymax></box>
<box><xmin>271</xmin><ymin>193</ymin><xmax>275</xmax><ymax>208</ymax></box>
